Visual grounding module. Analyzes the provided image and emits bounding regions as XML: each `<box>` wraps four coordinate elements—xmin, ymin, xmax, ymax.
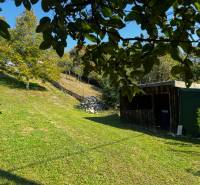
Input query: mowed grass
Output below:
<box><xmin>58</xmin><ymin>74</ymin><xmax>101</xmax><ymax>98</ymax></box>
<box><xmin>0</xmin><ymin>75</ymin><xmax>200</xmax><ymax>185</ymax></box>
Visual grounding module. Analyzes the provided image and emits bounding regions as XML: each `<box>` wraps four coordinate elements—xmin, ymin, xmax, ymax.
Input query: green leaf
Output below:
<box><xmin>197</xmin><ymin>28</ymin><xmax>200</xmax><ymax>37</ymax></box>
<box><xmin>196</xmin><ymin>13</ymin><xmax>200</xmax><ymax>23</ymax></box>
<box><xmin>102</xmin><ymin>7</ymin><xmax>112</xmax><ymax>17</ymax></box>
<box><xmin>0</xmin><ymin>19</ymin><xmax>10</xmax><ymax>39</ymax></box>
<box><xmin>40</xmin><ymin>16</ymin><xmax>51</xmax><ymax>24</ymax></box>
<box><xmin>85</xmin><ymin>33</ymin><xmax>98</xmax><ymax>43</ymax></box>
<box><xmin>0</xmin><ymin>29</ymin><xmax>10</xmax><ymax>40</ymax></box>
<box><xmin>99</xmin><ymin>30</ymin><xmax>106</xmax><ymax>40</ymax></box>
<box><xmin>14</xmin><ymin>0</ymin><xmax>23</xmax><ymax>7</ymax></box>
<box><xmin>39</xmin><ymin>40</ymin><xmax>51</xmax><ymax>50</ymax></box>
<box><xmin>41</xmin><ymin>0</ymin><xmax>50</xmax><ymax>12</ymax></box>
<box><xmin>143</xmin><ymin>57</ymin><xmax>156</xmax><ymax>73</ymax></box>
<box><xmin>125</xmin><ymin>11</ymin><xmax>135</xmax><ymax>21</ymax></box>
<box><xmin>108</xmin><ymin>16</ymin><xmax>125</xmax><ymax>28</ymax></box>
<box><xmin>56</xmin><ymin>44</ymin><xmax>64</xmax><ymax>57</ymax></box>
<box><xmin>126</xmin><ymin>86</ymin><xmax>140</xmax><ymax>102</ymax></box>
<box><xmin>142</xmin><ymin>43</ymin><xmax>154</xmax><ymax>53</ymax></box>
<box><xmin>195</xmin><ymin>2</ymin><xmax>200</xmax><ymax>12</ymax></box>
<box><xmin>43</xmin><ymin>32</ymin><xmax>52</xmax><ymax>41</ymax></box>
<box><xmin>36</xmin><ymin>17</ymin><xmax>51</xmax><ymax>32</ymax></box>
<box><xmin>81</xmin><ymin>22</ymin><xmax>91</xmax><ymax>31</ymax></box>
<box><xmin>23</xmin><ymin>0</ymin><xmax>31</xmax><ymax>10</ymax></box>
<box><xmin>171</xmin><ymin>65</ymin><xmax>184</xmax><ymax>77</ymax></box>
<box><xmin>30</xmin><ymin>0</ymin><xmax>39</xmax><ymax>4</ymax></box>
<box><xmin>108</xmin><ymin>29</ymin><xmax>121</xmax><ymax>42</ymax></box>
<box><xmin>130</xmin><ymin>70</ymin><xmax>144</xmax><ymax>78</ymax></box>
<box><xmin>0</xmin><ymin>19</ymin><xmax>10</xmax><ymax>30</ymax></box>
<box><xmin>170</xmin><ymin>46</ymin><xmax>182</xmax><ymax>62</ymax></box>
<box><xmin>125</xmin><ymin>6</ymin><xmax>142</xmax><ymax>24</ymax></box>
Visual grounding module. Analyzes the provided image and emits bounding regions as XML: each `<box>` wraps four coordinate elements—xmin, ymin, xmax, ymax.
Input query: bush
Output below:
<box><xmin>100</xmin><ymin>77</ymin><xmax>119</xmax><ymax>108</ymax></box>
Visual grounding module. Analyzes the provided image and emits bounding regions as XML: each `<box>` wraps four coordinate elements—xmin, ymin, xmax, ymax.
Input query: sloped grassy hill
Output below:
<box><xmin>0</xmin><ymin>74</ymin><xmax>199</xmax><ymax>185</ymax></box>
<box><xmin>58</xmin><ymin>74</ymin><xmax>102</xmax><ymax>98</ymax></box>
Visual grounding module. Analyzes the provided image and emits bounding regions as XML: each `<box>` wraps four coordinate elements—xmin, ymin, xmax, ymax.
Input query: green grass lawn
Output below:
<box><xmin>0</xmin><ymin>74</ymin><xmax>200</xmax><ymax>185</ymax></box>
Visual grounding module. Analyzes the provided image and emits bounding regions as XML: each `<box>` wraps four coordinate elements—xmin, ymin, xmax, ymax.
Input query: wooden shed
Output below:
<box><xmin>120</xmin><ymin>81</ymin><xmax>200</xmax><ymax>137</ymax></box>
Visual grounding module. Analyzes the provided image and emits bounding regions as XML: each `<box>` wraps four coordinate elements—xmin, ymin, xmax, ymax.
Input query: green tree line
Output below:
<box><xmin>0</xmin><ymin>10</ymin><xmax>70</xmax><ymax>89</ymax></box>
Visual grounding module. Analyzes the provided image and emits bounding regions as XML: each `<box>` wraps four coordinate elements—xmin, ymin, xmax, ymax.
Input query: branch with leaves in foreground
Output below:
<box><xmin>1</xmin><ymin>0</ymin><xmax>200</xmax><ymax>98</ymax></box>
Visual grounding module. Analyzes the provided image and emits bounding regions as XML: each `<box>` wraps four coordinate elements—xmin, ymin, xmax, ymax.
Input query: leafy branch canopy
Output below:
<box><xmin>1</xmin><ymin>0</ymin><xmax>200</xmax><ymax>98</ymax></box>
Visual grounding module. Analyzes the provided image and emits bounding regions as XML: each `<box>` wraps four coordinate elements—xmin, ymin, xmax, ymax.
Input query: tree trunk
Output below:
<box><xmin>26</xmin><ymin>79</ymin><xmax>30</xmax><ymax>90</ymax></box>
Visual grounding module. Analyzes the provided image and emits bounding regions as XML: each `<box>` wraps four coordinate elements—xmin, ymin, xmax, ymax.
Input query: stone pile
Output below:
<box><xmin>79</xmin><ymin>96</ymin><xmax>106</xmax><ymax>113</ymax></box>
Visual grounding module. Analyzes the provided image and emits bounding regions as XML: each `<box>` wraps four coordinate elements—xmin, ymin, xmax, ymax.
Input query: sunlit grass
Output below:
<box><xmin>0</xmin><ymin>75</ymin><xmax>199</xmax><ymax>185</ymax></box>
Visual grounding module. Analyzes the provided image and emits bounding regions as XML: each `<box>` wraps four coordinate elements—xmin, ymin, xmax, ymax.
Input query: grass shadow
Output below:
<box><xmin>85</xmin><ymin>114</ymin><xmax>200</xmax><ymax>145</ymax></box>
<box><xmin>186</xmin><ymin>169</ymin><xmax>200</xmax><ymax>177</ymax></box>
<box><xmin>164</xmin><ymin>141</ymin><xmax>195</xmax><ymax>147</ymax></box>
<box><xmin>0</xmin><ymin>169</ymin><xmax>41</xmax><ymax>185</ymax></box>
<box><xmin>0</xmin><ymin>72</ymin><xmax>47</xmax><ymax>91</ymax></box>
<box><xmin>91</xmin><ymin>85</ymin><xmax>102</xmax><ymax>93</ymax></box>
<box><xmin>170</xmin><ymin>149</ymin><xmax>200</xmax><ymax>156</ymax></box>
<box><xmin>10</xmin><ymin>135</ymin><xmax>142</xmax><ymax>172</ymax></box>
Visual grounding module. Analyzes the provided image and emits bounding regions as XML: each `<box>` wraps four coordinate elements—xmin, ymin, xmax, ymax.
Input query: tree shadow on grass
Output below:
<box><xmin>186</xmin><ymin>169</ymin><xmax>200</xmax><ymax>177</ymax></box>
<box><xmin>163</xmin><ymin>141</ymin><xmax>194</xmax><ymax>147</ymax></box>
<box><xmin>170</xmin><ymin>149</ymin><xmax>200</xmax><ymax>156</ymax></box>
<box><xmin>10</xmin><ymin>135</ymin><xmax>143</xmax><ymax>172</ymax></box>
<box><xmin>0</xmin><ymin>169</ymin><xmax>41</xmax><ymax>185</ymax></box>
<box><xmin>0</xmin><ymin>72</ymin><xmax>46</xmax><ymax>91</ymax></box>
<box><xmin>85</xmin><ymin>114</ymin><xmax>200</xmax><ymax>145</ymax></box>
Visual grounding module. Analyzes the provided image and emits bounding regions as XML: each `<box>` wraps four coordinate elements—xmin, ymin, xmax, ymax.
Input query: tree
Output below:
<box><xmin>57</xmin><ymin>53</ymin><xmax>73</xmax><ymax>75</ymax></box>
<box><xmin>36</xmin><ymin>49</ymin><xmax>65</xmax><ymax>82</ymax></box>
<box><xmin>140</xmin><ymin>55</ymin><xmax>179</xmax><ymax>83</ymax></box>
<box><xmin>1</xmin><ymin>0</ymin><xmax>200</xmax><ymax>98</ymax></box>
<box><xmin>191</xmin><ymin>62</ymin><xmax>200</xmax><ymax>82</ymax></box>
<box><xmin>100</xmin><ymin>76</ymin><xmax>119</xmax><ymax>108</ymax></box>
<box><xmin>70</xmin><ymin>47</ymin><xmax>85</xmax><ymax>80</ymax></box>
<box><xmin>0</xmin><ymin>11</ymin><xmax>65</xmax><ymax>89</ymax></box>
<box><xmin>10</xmin><ymin>10</ymin><xmax>41</xmax><ymax>89</ymax></box>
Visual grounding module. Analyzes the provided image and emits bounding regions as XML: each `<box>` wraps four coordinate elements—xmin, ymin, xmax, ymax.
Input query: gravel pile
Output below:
<box><xmin>79</xmin><ymin>96</ymin><xmax>106</xmax><ymax>113</ymax></box>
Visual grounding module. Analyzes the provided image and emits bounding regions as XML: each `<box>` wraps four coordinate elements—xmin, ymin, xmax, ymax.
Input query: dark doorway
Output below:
<box><xmin>127</xmin><ymin>95</ymin><xmax>152</xmax><ymax>110</ymax></box>
<box><xmin>154</xmin><ymin>94</ymin><xmax>170</xmax><ymax>131</ymax></box>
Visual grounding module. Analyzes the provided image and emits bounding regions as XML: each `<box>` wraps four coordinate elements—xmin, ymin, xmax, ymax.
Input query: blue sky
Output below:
<box><xmin>0</xmin><ymin>1</ymin><xmax>142</xmax><ymax>50</ymax></box>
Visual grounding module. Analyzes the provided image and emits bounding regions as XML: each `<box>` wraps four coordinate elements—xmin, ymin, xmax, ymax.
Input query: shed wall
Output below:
<box><xmin>179</xmin><ymin>89</ymin><xmax>200</xmax><ymax>137</ymax></box>
<box><xmin>120</xmin><ymin>86</ymin><xmax>179</xmax><ymax>133</ymax></box>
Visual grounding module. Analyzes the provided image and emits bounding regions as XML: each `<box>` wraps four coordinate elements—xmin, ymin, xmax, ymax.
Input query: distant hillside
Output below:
<box><xmin>57</xmin><ymin>74</ymin><xmax>102</xmax><ymax>98</ymax></box>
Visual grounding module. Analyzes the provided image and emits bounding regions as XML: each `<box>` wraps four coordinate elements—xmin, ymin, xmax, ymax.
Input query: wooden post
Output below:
<box><xmin>168</xmin><ymin>87</ymin><xmax>173</xmax><ymax>133</ymax></box>
<box><xmin>152</xmin><ymin>94</ymin><xmax>156</xmax><ymax>130</ymax></box>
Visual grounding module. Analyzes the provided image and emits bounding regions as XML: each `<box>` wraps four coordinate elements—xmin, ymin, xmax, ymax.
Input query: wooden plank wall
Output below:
<box><xmin>169</xmin><ymin>87</ymin><xmax>179</xmax><ymax>133</ymax></box>
<box><xmin>120</xmin><ymin>85</ymin><xmax>179</xmax><ymax>133</ymax></box>
<box><xmin>121</xmin><ymin>109</ymin><xmax>154</xmax><ymax>128</ymax></box>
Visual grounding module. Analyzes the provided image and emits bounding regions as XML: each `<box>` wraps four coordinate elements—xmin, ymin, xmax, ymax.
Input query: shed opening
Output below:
<box><xmin>127</xmin><ymin>95</ymin><xmax>152</xmax><ymax>110</ymax></box>
<box><xmin>154</xmin><ymin>94</ymin><xmax>170</xmax><ymax>131</ymax></box>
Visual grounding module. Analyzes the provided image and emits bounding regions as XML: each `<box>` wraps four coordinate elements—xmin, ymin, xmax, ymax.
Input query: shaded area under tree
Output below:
<box><xmin>0</xmin><ymin>72</ymin><xmax>46</xmax><ymax>91</ymax></box>
<box><xmin>85</xmin><ymin>114</ymin><xmax>200</xmax><ymax>145</ymax></box>
<box><xmin>0</xmin><ymin>169</ymin><xmax>41</xmax><ymax>185</ymax></box>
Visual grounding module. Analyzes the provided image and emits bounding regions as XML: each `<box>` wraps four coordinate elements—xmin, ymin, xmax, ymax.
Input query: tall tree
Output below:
<box><xmin>11</xmin><ymin>10</ymin><xmax>41</xmax><ymax>89</ymax></box>
<box><xmin>0</xmin><ymin>11</ymin><xmax>65</xmax><ymax>89</ymax></box>
<box><xmin>37</xmin><ymin>49</ymin><xmax>69</xmax><ymax>82</ymax></box>
<box><xmin>140</xmin><ymin>55</ymin><xmax>179</xmax><ymax>83</ymax></box>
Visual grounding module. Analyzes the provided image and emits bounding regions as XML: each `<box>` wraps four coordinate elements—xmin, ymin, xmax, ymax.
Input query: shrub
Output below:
<box><xmin>100</xmin><ymin>77</ymin><xmax>119</xmax><ymax>108</ymax></box>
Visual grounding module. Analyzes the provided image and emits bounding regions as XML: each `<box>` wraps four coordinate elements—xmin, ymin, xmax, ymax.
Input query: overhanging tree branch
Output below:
<box><xmin>120</xmin><ymin>36</ymin><xmax>200</xmax><ymax>43</ymax></box>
